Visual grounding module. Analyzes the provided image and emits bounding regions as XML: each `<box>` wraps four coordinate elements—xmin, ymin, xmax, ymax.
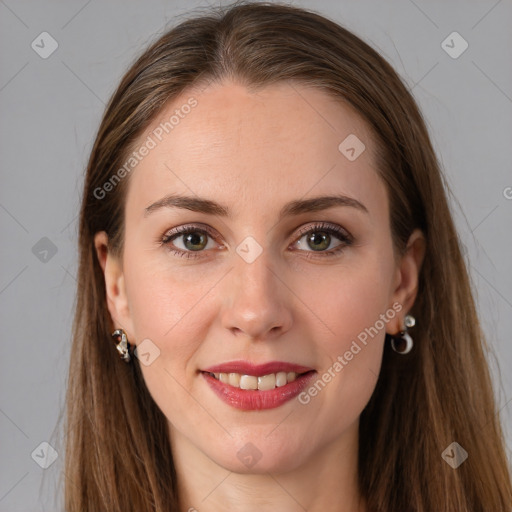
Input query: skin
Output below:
<box><xmin>95</xmin><ymin>80</ymin><xmax>425</xmax><ymax>512</ymax></box>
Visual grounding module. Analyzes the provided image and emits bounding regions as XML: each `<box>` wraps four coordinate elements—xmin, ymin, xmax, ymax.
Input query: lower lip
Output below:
<box><xmin>201</xmin><ymin>371</ymin><xmax>317</xmax><ymax>410</ymax></box>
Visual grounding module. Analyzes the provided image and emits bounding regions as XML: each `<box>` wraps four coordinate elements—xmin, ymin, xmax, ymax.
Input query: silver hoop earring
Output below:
<box><xmin>390</xmin><ymin>314</ymin><xmax>415</xmax><ymax>355</ymax></box>
<box><xmin>111</xmin><ymin>329</ymin><xmax>132</xmax><ymax>363</ymax></box>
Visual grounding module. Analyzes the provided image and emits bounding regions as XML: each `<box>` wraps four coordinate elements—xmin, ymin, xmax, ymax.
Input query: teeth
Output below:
<box><xmin>275</xmin><ymin>371</ymin><xmax>287</xmax><ymax>387</ymax></box>
<box><xmin>228</xmin><ymin>373</ymin><xmax>240</xmax><ymax>387</ymax></box>
<box><xmin>209</xmin><ymin>371</ymin><xmax>304</xmax><ymax>390</ymax></box>
<box><xmin>240</xmin><ymin>375</ymin><xmax>258</xmax><ymax>390</ymax></box>
<box><xmin>257</xmin><ymin>373</ymin><xmax>275</xmax><ymax>391</ymax></box>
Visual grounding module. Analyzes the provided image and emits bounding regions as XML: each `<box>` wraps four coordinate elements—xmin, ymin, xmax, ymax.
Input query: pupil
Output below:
<box><xmin>186</xmin><ymin>233</ymin><xmax>206</xmax><ymax>251</ymax></box>
<box><xmin>309</xmin><ymin>232</ymin><xmax>329</xmax><ymax>250</ymax></box>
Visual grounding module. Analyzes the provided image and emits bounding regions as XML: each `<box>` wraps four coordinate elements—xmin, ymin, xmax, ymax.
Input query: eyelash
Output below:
<box><xmin>160</xmin><ymin>222</ymin><xmax>353</xmax><ymax>260</ymax></box>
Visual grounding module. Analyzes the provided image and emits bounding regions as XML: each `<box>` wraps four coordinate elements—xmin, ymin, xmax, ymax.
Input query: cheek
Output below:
<box><xmin>121</xmin><ymin>254</ymin><xmax>210</xmax><ymax>422</ymax></box>
<box><xmin>121</xmin><ymin>241</ymin><xmax>210</xmax><ymax>367</ymax></box>
<box><xmin>293</xmin><ymin>250</ymin><xmax>394</xmax><ymax>417</ymax></box>
<box><xmin>296</xmin><ymin>249</ymin><xmax>395</xmax><ymax>349</ymax></box>
<box><xmin>122</xmin><ymin>230</ymin><xmax>193</xmax><ymax>327</ymax></box>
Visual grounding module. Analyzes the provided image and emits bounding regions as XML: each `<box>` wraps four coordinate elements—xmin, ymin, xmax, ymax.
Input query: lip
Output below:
<box><xmin>200</xmin><ymin>360</ymin><xmax>317</xmax><ymax>411</ymax></box>
<box><xmin>202</xmin><ymin>360</ymin><xmax>315</xmax><ymax>377</ymax></box>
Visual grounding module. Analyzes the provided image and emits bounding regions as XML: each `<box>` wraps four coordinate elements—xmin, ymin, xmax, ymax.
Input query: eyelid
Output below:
<box><xmin>160</xmin><ymin>221</ymin><xmax>353</xmax><ymax>258</ymax></box>
<box><xmin>293</xmin><ymin>222</ymin><xmax>352</xmax><ymax>241</ymax></box>
<box><xmin>162</xmin><ymin>222</ymin><xmax>351</xmax><ymax>242</ymax></box>
<box><xmin>162</xmin><ymin>222</ymin><xmax>218</xmax><ymax>240</ymax></box>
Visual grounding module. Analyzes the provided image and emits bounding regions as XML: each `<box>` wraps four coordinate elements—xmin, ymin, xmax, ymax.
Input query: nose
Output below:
<box><xmin>220</xmin><ymin>248</ymin><xmax>293</xmax><ymax>342</ymax></box>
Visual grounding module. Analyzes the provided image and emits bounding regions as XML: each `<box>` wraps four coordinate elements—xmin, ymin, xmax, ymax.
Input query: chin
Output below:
<box><xmin>208</xmin><ymin>438</ymin><xmax>307</xmax><ymax>475</ymax></box>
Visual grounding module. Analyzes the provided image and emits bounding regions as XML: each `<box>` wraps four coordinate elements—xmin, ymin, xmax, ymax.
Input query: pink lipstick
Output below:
<box><xmin>201</xmin><ymin>360</ymin><xmax>316</xmax><ymax>410</ymax></box>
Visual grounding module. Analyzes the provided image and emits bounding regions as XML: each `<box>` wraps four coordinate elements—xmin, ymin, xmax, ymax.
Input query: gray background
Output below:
<box><xmin>1</xmin><ymin>0</ymin><xmax>511</xmax><ymax>510</ymax></box>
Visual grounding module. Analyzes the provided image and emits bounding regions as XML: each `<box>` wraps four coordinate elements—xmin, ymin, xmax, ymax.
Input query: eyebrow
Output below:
<box><xmin>144</xmin><ymin>193</ymin><xmax>368</xmax><ymax>220</ymax></box>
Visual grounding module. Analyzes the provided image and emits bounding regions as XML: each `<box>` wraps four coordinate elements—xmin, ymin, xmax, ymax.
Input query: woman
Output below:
<box><xmin>63</xmin><ymin>2</ymin><xmax>512</xmax><ymax>510</ymax></box>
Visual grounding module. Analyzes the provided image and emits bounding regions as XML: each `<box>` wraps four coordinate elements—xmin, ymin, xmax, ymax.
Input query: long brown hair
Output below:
<box><xmin>62</xmin><ymin>2</ymin><xmax>512</xmax><ymax>510</ymax></box>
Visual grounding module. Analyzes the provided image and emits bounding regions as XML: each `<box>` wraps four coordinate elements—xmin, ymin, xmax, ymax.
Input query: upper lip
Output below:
<box><xmin>202</xmin><ymin>360</ymin><xmax>315</xmax><ymax>377</ymax></box>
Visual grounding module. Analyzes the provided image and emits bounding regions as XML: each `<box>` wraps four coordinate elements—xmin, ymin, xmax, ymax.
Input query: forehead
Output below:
<box><xmin>125</xmin><ymin>80</ymin><xmax>385</xmax><ymax>221</ymax></box>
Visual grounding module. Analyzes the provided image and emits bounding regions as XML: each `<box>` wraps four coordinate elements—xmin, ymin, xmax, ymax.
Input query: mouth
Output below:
<box><xmin>202</xmin><ymin>370</ymin><xmax>314</xmax><ymax>391</ymax></box>
<box><xmin>200</xmin><ymin>361</ymin><xmax>317</xmax><ymax>410</ymax></box>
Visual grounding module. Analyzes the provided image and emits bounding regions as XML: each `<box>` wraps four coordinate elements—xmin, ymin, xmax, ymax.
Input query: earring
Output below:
<box><xmin>389</xmin><ymin>314</ymin><xmax>415</xmax><ymax>354</ymax></box>
<box><xmin>111</xmin><ymin>329</ymin><xmax>132</xmax><ymax>363</ymax></box>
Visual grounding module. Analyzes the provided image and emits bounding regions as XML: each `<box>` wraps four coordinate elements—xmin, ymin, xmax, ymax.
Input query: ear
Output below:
<box><xmin>387</xmin><ymin>229</ymin><xmax>426</xmax><ymax>333</ymax></box>
<box><xmin>94</xmin><ymin>231</ymin><xmax>135</xmax><ymax>341</ymax></box>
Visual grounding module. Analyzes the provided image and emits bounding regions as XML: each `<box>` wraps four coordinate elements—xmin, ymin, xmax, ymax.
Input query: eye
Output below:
<box><xmin>291</xmin><ymin>222</ymin><xmax>353</xmax><ymax>259</ymax></box>
<box><xmin>160</xmin><ymin>222</ymin><xmax>352</xmax><ymax>259</ymax></box>
<box><xmin>160</xmin><ymin>224</ymin><xmax>222</xmax><ymax>259</ymax></box>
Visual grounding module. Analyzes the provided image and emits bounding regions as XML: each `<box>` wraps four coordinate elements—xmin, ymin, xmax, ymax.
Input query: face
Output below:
<box><xmin>97</xmin><ymin>80</ymin><xmax>423</xmax><ymax>474</ymax></box>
